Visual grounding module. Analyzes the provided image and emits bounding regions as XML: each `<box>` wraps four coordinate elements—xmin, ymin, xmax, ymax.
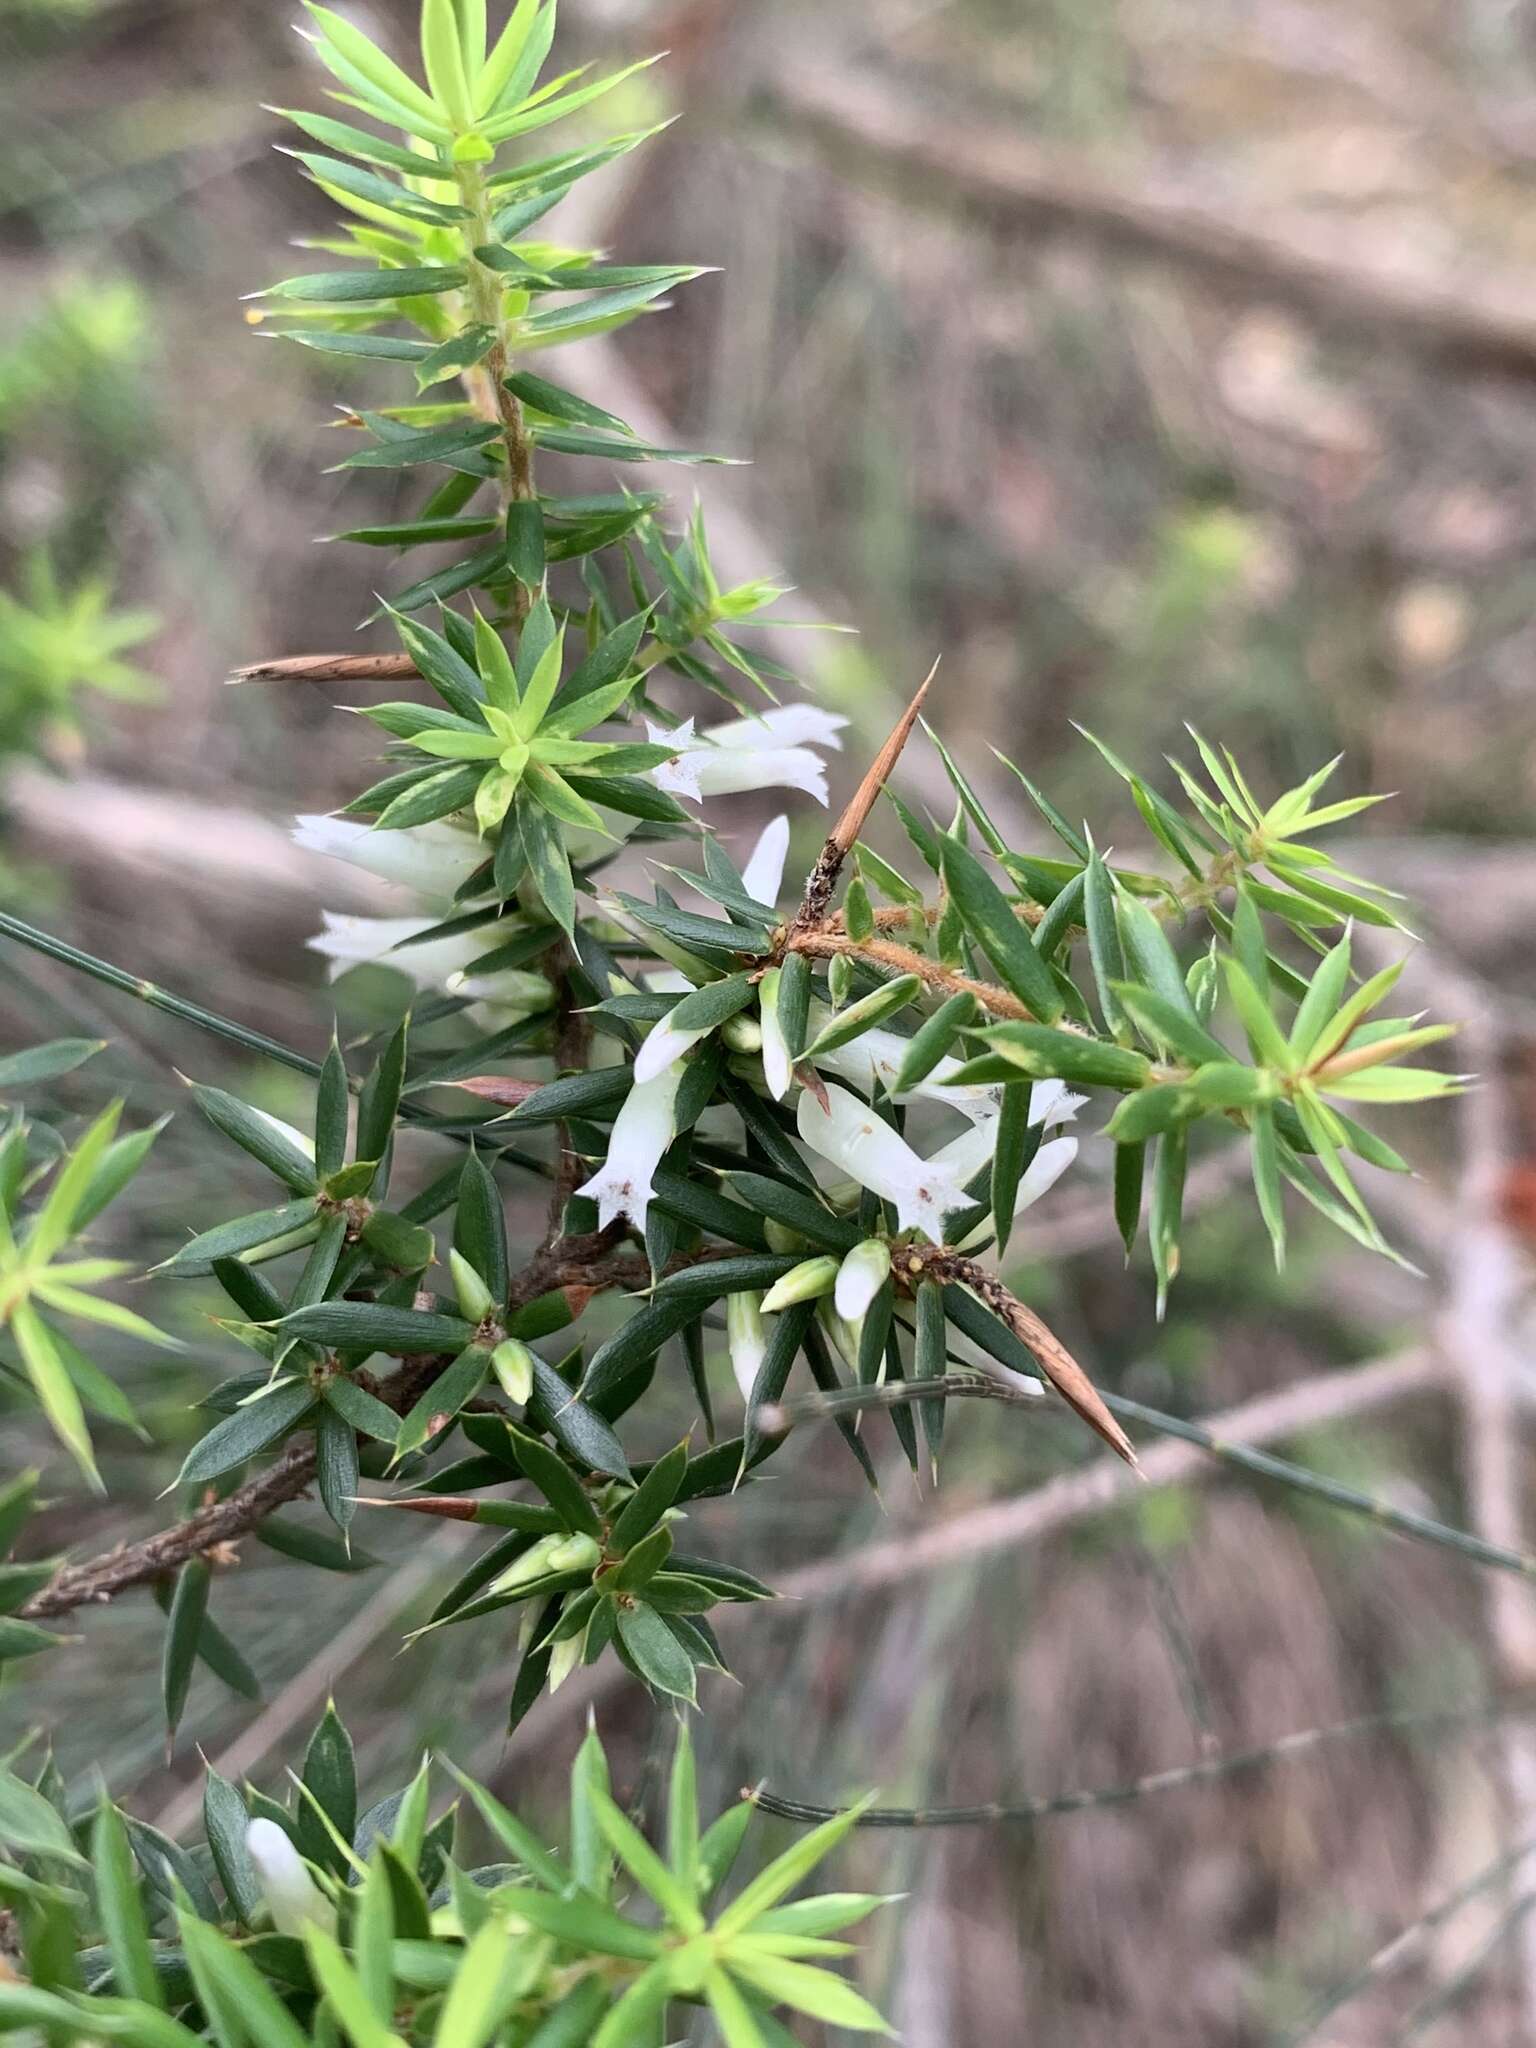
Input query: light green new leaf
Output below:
<box><xmin>715</xmin><ymin>1797</ymin><xmax>875</xmax><ymax>1937</ymax></box>
<box><xmin>725</xmin><ymin>1950</ymin><xmax>892</xmax><ymax>2033</ymax></box>
<box><xmin>304</xmin><ymin>1926</ymin><xmax>408</xmax><ymax>2048</ymax></box>
<box><xmin>588</xmin><ymin>1783</ymin><xmax>702</xmax><ymax>1936</ymax></box>
<box><xmin>11</xmin><ymin>1302</ymin><xmax>98</xmax><ymax>1488</ymax></box>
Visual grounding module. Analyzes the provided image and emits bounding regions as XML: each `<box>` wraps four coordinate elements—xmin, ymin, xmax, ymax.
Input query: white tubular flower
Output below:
<box><xmin>575</xmin><ymin>1063</ymin><xmax>683</xmax><ymax>1231</ymax></box>
<box><xmin>306</xmin><ymin>914</ymin><xmax>551</xmax><ymax>1013</ymax></box>
<box><xmin>759</xmin><ymin>967</ymin><xmax>793</xmax><ymax>1102</ymax></box>
<box><xmin>307</xmin><ymin>912</ymin><xmax>478</xmax><ymax>990</ymax></box>
<box><xmin>633</xmin><ymin>1013</ymin><xmax>714</xmax><ymax>1087</ymax></box>
<box><xmin>953</xmin><ymin>1134</ymin><xmax>1081</xmax><ymax>1253</ymax></box>
<box><xmin>1031</xmin><ymin>1078</ymin><xmax>1087</xmax><ymax>1131</ymax></box>
<box><xmin>245</xmin><ymin>1820</ymin><xmax>336</xmax><ymax>1939</ymax></box>
<box><xmin>740</xmin><ymin>814</ymin><xmax>790</xmax><ymax>908</ymax></box>
<box><xmin>809</xmin><ymin>1016</ymin><xmax>1000</xmax><ymax>1126</ymax></box>
<box><xmin>835</xmin><ymin>1238</ymin><xmax>891</xmax><ymax>1322</ymax></box>
<box><xmin>710</xmin><ymin>705</ymin><xmax>847</xmax><ymax>754</ymax></box>
<box><xmin>646</xmin><ymin>704</ymin><xmax>844</xmax><ymax>808</ymax></box>
<box><xmin>292</xmin><ymin>814</ymin><xmax>483</xmax><ymax>905</ymax></box>
<box><xmin>727</xmin><ymin>1288</ymin><xmax>767</xmax><ymax>1404</ymax></box>
<box><xmin>796</xmin><ymin>1084</ymin><xmax>977</xmax><ymax>1240</ymax></box>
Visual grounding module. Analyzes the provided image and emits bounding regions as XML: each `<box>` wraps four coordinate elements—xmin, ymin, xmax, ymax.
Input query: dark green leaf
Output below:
<box><xmin>279</xmin><ymin>1301</ymin><xmax>473</xmax><ymax>1354</ymax></box>
<box><xmin>395</xmin><ymin>1346</ymin><xmax>490</xmax><ymax>1459</ymax></box>
<box><xmin>454</xmin><ymin>1150</ymin><xmax>509</xmax><ymax>1304</ymax></box>
<box><xmin>528</xmin><ymin>1358</ymin><xmax>632</xmax><ymax>1479</ymax></box>
<box><xmin>161</xmin><ymin>1559</ymin><xmax>210</xmax><ymax>1743</ymax></box>
<box><xmin>189</xmin><ymin>1087</ymin><xmax>317</xmax><ymax>1192</ymax></box>
<box><xmin>175</xmin><ymin>1381</ymin><xmax>316</xmax><ymax>1487</ymax></box>
<box><xmin>615</xmin><ymin>1601</ymin><xmax>696</xmax><ymax>1703</ymax></box>
<box><xmin>0</xmin><ymin>1040</ymin><xmax>103</xmax><ymax>1090</ymax></box>
<box><xmin>506</xmin><ymin>1423</ymin><xmax>602</xmax><ymax>1536</ymax></box>
<box><xmin>203</xmin><ymin>1771</ymin><xmax>261</xmax><ymax>1926</ymax></box>
<box><xmin>940</xmin><ymin>837</ymin><xmax>1062</xmax><ymax>1022</ymax></box>
<box><xmin>297</xmin><ymin>1703</ymin><xmax>357</xmax><ymax>1875</ymax></box>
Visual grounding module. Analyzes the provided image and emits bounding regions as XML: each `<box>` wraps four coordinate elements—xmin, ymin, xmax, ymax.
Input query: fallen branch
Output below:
<box><xmin>761</xmin><ymin>65</ymin><xmax>1536</xmax><ymax>385</ymax></box>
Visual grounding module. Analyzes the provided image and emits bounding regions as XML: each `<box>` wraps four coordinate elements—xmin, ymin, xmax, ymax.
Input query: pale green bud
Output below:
<box><xmin>546</xmin><ymin>1631</ymin><xmax>583</xmax><ymax>1693</ymax></box>
<box><xmin>818</xmin><ymin>1299</ymin><xmax>863</xmax><ymax>1378</ymax></box>
<box><xmin>764</xmin><ymin>1219</ymin><xmax>806</xmax><ymax>1255</ymax></box>
<box><xmin>547</xmin><ymin>1532</ymin><xmax>602</xmax><ymax>1575</ymax></box>
<box><xmin>489</xmin><ymin>1533</ymin><xmax>562</xmax><ymax>1595</ymax></box>
<box><xmin>490</xmin><ymin>1338</ymin><xmax>534</xmax><ymax>1406</ymax></box>
<box><xmin>449</xmin><ymin>1248</ymin><xmax>494</xmax><ymax>1323</ymax></box>
<box><xmin>835</xmin><ymin>1238</ymin><xmax>891</xmax><ymax>1323</ymax></box>
<box><xmin>447</xmin><ymin>967</ymin><xmax>556</xmax><ymax>1012</ymax></box>
<box><xmin>761</xmin><ymin>1255</ymin><xmax>839</xmax><ymax>1315</ymax></box>
<box><xmin>721</xmin><ymin>1012</ymin><xmax>764</xmax><ymax>1055</ymax></box>
<box><xmin>727</xmin><ymin>1288</ymin><xmax>767</xmax><ymax>1404</ymax></box>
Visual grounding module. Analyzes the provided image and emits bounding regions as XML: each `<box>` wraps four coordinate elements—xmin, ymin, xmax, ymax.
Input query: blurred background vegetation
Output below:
<box><xmin>5</xmin><ymin>0</ymin><xmax>1536</xmax><ymax>2040</ymax></box>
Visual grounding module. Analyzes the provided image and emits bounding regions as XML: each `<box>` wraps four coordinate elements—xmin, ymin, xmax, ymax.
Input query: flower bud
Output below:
<box><xmin>835</xmin><ymin>1239</ymin><xmax>891</xmax><ymax>1323</ymax></box>
<box><xmin>818</xmin><ymin>1298</ymin><xmax>863</xmax><ymax>1377</ymax></box>
<box><xmin>245</xmin><ymin>1819</ymin><xmax>335</xmax><ymax>1938</ymax></box>
<box><xmin>490</xmin><ymin>1337</ymin><xmax>534</xmax><ymax>1405</ymax></box>
<box><xmin>721</xmin><ymin>1012</ymin><xmax>763</xmax><ymax>1055</ymax></box>
<box><xmin>763</xmin><ymin>1219</ymin><xmax>805</xmax><ymax>1255</ymax></box>
<box><xmin>446</xmin><ymin>968</ymin><xmax>556</xmax><ymax>1013</ymax></box>
<box><xmin>726</xmin><ymin>1288</ymin><xmax>767</xmax><ymax>1404</ymax></box>
<box><xmin>449</xmin><ymin>1248</ymin><xmax>494</xmax><ymax>1323</ymax></box>
<box><xmin>547</xmin><ymin>1631</ymin><xmax>583</xmax><ymax>1693</ymax></box>
<box><xmin>547</xmin><ymin>1532</ymin><xmax>602</xmax><ymax>1575</ymax></box>
<box><xmin>758</xmin><ymin>966</ymin><xmax>793</xmax><ymax>1101</ymax></box>
<box><xmin>760</xmin><ymin>1255</ymin><xmax>839</xmax><ymax>1315</ymax></box>
<box><xmin>489</xmin><ymin>1533</ymin><xmax>562</xmax><ymax>1595</ymax></box>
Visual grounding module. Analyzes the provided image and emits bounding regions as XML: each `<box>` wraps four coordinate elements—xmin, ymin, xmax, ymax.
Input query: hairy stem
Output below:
<box><xmin>785</xmin><ymin>926</ymin><xmax>1036</xmax><ymax>1021</ymax></box>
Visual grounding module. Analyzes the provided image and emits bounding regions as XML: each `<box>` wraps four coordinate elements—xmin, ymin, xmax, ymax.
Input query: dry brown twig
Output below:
<box><xmin>227</xmin><ymin>651</ymin><xmax>420</xmax><ymax>687</ymax></box>
<box><xmin>789</xmin><ymin>659</ymin><xmax>938</xmax><ymax>934</ymax></box>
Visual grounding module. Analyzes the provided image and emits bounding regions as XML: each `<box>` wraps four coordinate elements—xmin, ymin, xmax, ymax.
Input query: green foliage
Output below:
<box><xmin>0</xmin><ymin>1044</ymin><xmax>171</xmax><ymax>1484</ymax></box>
<box><xmin>0</xmin><ymin>554</ymin><xmax>159</xmax><ymax>756</ymax></box>
<box><xmin>0</xmin><ymin>1706</ymin><xmax>889</xmax><ymax>2044</ymax></box>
